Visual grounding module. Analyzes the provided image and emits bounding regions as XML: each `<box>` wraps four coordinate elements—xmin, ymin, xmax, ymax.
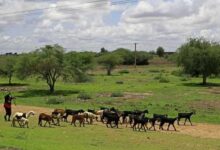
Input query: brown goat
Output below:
<box><xmin>38</xmin><ymin>112</ymin><xmax>60</xmax><ymax>127</ymax></box>
<box><xmin>71</xmin><ymin>113</ymin><xmax>86</xmax><ymax>127</ymax></box>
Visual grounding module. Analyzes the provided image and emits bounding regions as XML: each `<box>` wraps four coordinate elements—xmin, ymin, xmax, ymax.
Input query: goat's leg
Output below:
<box><xmin>189</xmin><ymin>118</ymin><xmax>193</xmax><ymax>126</ymax></box>
<box><xmin>142</xmin><ymin>124</ymin><xmax>146</xmax><ymax>132</ymax></box>
<box><xmin>44</xmin><ymin>121</ymin><xmax>47</xmax><ymax>127</ymax></box>
<box><xmin>177</xmin><ymin>118</ymin><xmax>180</xmax><ymax>125</ymax></box>
<box><xmin>132</xmin><ymin>123</ymin><xmax>136</xmax><ymax>131</ymax></box>
<box><xmin>167</xmin><ymin>124</ymin><xmax>170</xmax><ymax>131</ymax></box>
<box><xmin>184</xmin><ymin>118</ymin><xmax>187</xmax><ymax>125</ymax></box>
<box><xmin>172</xmin><ymin>124</ymin><xmax>176</xmax><ymax>131</ymax></box>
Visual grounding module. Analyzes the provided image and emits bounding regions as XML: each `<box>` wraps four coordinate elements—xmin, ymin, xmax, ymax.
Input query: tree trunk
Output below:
<box><xmin>49</xmin><ymin>84</ymin><xmax>55</xmax><ymax>93</ymax></box>
<box><xmin>107</xmin><ymin>68</ymin><xmax>111</xmax><ymax>76</ymax></box>
<box><xmin>202</xmin><ymin>74</ymin><xmax>207</xmax><ymax>85</ymax></box>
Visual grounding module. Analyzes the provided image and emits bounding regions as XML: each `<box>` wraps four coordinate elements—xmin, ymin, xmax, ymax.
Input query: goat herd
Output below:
<box><xmin>11</xmin><ymin>107</ymin><xmax>195</xmax><ymax>132</ymax></box>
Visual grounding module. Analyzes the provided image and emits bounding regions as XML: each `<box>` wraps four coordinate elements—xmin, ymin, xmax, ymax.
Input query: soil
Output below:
<box><xmin>1</xmin><ymin>104</ymin><xmax>220</xmax><ymax>139</ymax></box>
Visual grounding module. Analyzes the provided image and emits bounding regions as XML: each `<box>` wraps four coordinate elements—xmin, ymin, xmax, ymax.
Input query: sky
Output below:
<box><xmin>0</xmin><ymin>0</ymin><xmax>219</xmax><ymax>53</ymax></box>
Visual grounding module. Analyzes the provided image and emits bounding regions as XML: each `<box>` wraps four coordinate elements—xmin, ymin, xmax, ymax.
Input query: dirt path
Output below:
<box><xmin>1</xmin><ymin>105</ymin><xmax>220</xmax><ymax>139</ymax></box>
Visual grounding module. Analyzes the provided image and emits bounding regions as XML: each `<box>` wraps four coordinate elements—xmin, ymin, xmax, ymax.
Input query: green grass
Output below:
<box><xmin>1</xmin><ymin>64</ymin><xmax>219</xmax><ymax>124</ymax></box>
<box><xmin>0</xmin><ymin>117</ymin><xmax>220</xmax><ymax>150</ymax></box>
<box><xmin>0</xmin><ymin>63</ymin><xmax>220</xmax><ymax>149</ymax></box>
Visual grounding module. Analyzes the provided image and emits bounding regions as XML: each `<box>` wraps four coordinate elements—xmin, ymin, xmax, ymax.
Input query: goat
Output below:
<box><xmin>159</xmin><ymin>117</ymin><xmax>177</xmax><ymax>131</ymax></box>
<box><xmin>84</xmin><ymin>111</ymin><xmax>98</xmax><ymax>124</ymax></box>
<box><xmin>148</xmin><ymin>117</ymin><xmax>157</xmax><ymax>131</ymax></box>
<box><xmin>71</xmin><ymin>113</ymin><xmax>86</xmax><ymax>127</ymax></box>
<box><xmin>63</xmin><ymin>109</ymin><xmax>84</xmax><ymax>122</ymax></box>
<box><xmin>132</xmin><ymin>113</ymin><xmax>148</xmax><ymax>132</ymax></box>
<box><xmin>12</xmin><ymin>111</ymin><xmax>35</xmax><ymax>128</ymax></box>
<box><xmin>126</xmin><ymin>110</ymin><xmax>149</xmax><ymax>127</ymax></box>
<box><xmin>177</xmin><ymin>112</ymin><xmax>195</xmax><ymax>125</ymax></box>
<box><xmin>38</xmin><ymin>112</ymin><xmax>60</xmax><ymax>127</ymax></box>
<box><xmin>153</xmin><ymin>114</ymin><xmax>168</xmax><ymax>122</ymax></box>
<box><xmin>102</xmin><ymin>111</ymin><xmax>120</xmax><ymax>128</ymax></box>
<box><xmin>53</xmin><ymin>109</ymin><xmax>65</xmax><ymax>121</ymax></box>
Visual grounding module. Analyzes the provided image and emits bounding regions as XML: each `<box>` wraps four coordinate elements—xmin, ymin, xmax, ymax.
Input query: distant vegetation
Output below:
<box><xmin>0</xmin><ymin>37</ymin><xmax>220</xmax><ymax>93</ymax></box>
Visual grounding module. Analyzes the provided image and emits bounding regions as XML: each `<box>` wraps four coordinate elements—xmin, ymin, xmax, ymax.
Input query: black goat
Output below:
<box><xmin>177</xmin><ymin>112</ymin><xmax>195</xmax><ymax>126</ymax></box>
<box><xmin>126</xmin><ymin>110</ymin><xmax>149</xmax><ymax>127</ymax></box>
<box><xmin>132</xmin><ymin>113</ymin><xmax>148</xmax><ymax>132</ymax></box>
<box><xmin>63</xmin><ymin>109</ymin><xmax>84</xmax><ymax>122</ymax></box>
<box><xmin>102</xmin><ymin>111</ymin><xmax>120</xmax><ymax>128</ymax></box>
<box><xmin>148</xmin><ymin>117</ymin><xmax>157</xmax><ymax>131</ymax></box>
<box><xmin>159</xmin><ymin>117</ymin><xmax>177</xmax><ymax>131</ymax></box>
<box><xmin>153</xmin><ymin>114</ymin><xmax>168</xmax><ymax>122</ymax></box>
<box><xmin>88</xmin><ymin>109</ymin><xmax>96</xmax><ymax>114</ymax></box>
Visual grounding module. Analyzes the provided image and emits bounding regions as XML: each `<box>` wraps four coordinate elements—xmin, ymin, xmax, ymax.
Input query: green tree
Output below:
<box><xmin>100</xmin><ymin>47</ymin><xmax>108</xmax><ymax>53</ymax></box>
<box><xmin>177</xmin><ymin>38</ymin><xmax>220</xmax><ymax>85</ymax></box>
<box><xmin>64</xmin><ymin>52</ymin><xmax>94</xmax><ymax>82</ymax></box>
<box><xmin>156</xmin><ymin>46</ymin><xmax>165</xmax><ymax>57</ymax></box>
<box><xmin>98</xmin><ymin>53</ymin><xmax>122</xmax><ymax>75</ymax></box>
<box><xmin>0</xmin><ymin>55</ymin><xmax>17</xmax><ymax>85</ymax></box>
<box><xmin>17</xmin><ymin>44</ymin><xmax>64</xmax><ymax>93</ymax></box>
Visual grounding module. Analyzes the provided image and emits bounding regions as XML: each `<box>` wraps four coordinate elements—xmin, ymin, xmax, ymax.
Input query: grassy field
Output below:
<box><xmin>0</xmin><ymin>59</ymin><xmax>220</xmax><ymax>149</ymax></box>
<box><xmin>1</xmin><ymin>116</ymin><xmax>220</xmax><ymax>150</ymax></box>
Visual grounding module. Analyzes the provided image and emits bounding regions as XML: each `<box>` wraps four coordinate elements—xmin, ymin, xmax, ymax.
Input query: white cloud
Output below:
<box><xmin>0</xmin><ymin>0</ymin><xmax>220</xmax><ymax>53</ymax></box>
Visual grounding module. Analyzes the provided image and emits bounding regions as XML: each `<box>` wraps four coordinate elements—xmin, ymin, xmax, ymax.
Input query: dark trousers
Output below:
<box><xmin>4</xmin><ymin>107</ymin><xmax>12</xmax><ymax>121</ymax></box>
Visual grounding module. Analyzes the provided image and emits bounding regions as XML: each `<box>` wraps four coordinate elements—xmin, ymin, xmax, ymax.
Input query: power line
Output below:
<box><xmin>0</xmin><ymin>0</ymin><xmax>137</xmax><ymax>18</ymax></box>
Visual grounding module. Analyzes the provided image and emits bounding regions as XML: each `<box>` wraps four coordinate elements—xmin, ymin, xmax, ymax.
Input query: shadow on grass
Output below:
<box><xmin>18</xmin><ymin>89</ymin><xmax>80</xmax><ymax>98</ymax></box>
<box><xmin>182</xmin><ymin>82</ymin><xmax>220</xmax><ymax>87</ymax></box>
<box><xmin>0</xmin><ymin>146</ymin><xmax>21</xmax><ymax>150</ymax></box>
<box><xmin>0</xmin><ymin>83</ymin><xmax>29</xmax><ymax>87</ymax></box>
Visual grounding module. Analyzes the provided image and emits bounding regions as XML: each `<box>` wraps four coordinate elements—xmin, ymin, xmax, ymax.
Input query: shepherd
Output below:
<box><xmin>3</xmin><ymin>92</ymin><xmax>16</xmax><ymax>121</ymax></box>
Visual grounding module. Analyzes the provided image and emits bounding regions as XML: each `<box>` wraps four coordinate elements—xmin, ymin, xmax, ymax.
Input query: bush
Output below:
<box><xmin>46</xmin><ymin>98</ymin><xmax>64</xmax><ymax>105</ymax></box>
<box><xmin>111</xmin><ymin>92</ymin><xmax>124</xmax><ymax>97</ymax></box>
<box><xmin>149</xmin><ymin>69</ymin><xmax>160</xmax><ymax>73</ymax></box>
<box><xmin>118</xmin><ymin>70</ymin><xmax>129</xmax><ymax>74</ymax></box>
<box><xmin>180</xmin><ymin>75</ymin><xmax>191</xmax><ymax>81</ymax></box>
<box><xmin>171</xmin><ymin>69</ymin><xmax>184</xmax><ymax>77</ymax></box>
<box><xmin>116</xmin><ymin>81</ymin><xmax>124</xmax><ymax>84</ymax></box>
<box><xmin>159</xmin><ymin>77</ymin><xmax>170</xmax><ymax>83</ymax></box>
<box><xmin>77</xmin><ymin>92</ymin><xmax>91</xmax><ymax>100</ymax></box>
<box><xmin>154</xmin><ymin>73</ymin><xmax>170</xmax><ymax>83</ymax></box>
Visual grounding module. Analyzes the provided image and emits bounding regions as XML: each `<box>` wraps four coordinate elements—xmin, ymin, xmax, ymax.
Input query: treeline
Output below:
<box><xmin>0</xmin><ymin>45</ymin><xmax>153</xmax><ymax>92</ymax></box>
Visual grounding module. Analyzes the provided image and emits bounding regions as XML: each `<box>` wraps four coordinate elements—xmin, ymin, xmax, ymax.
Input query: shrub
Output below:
<box><xmin>111</xmin><ymin>92</ymin><xmax>124</xmax><ymax>97</ymax></box>
<box><xmin>180</xmin><ymin>75</ymin><xmax>191</xmax><ymax>81</ymax></box>
<box><xmin>159</xmin><ymin>77</ymin><xmax>170</xmax><ymax>83</ymax></box>
<box><xmin>46</xmin><ymin>98</ymin><xmax>64</xmax><ymax>105</ymax></box>
<box><xmin>118</xmin><ymin>70</ymin><xmax>129</xmax><ymax>74</ymax></box>
<box><xmin>149</xmin><ymin>69</ymin><xmax>160</xmax><ymax>73</ymax></box>
<box><xmin>171</xmin><ymin>69</ymin><xmax>184</xmax><ymax>77</ymax></box>
<box><xmin>116</xmin><ymin>81</ymin><xmax>124</xmax><ymax>84</ymax></box>
<box><xmin>154</xmin><ymin>73</ymin><xmax>170</xmax><ymax>83</ymax></box>
<box><xmin>77</xmin><ymin>92</ymin><xmax>91</xmax><ymax>100</ymax></box>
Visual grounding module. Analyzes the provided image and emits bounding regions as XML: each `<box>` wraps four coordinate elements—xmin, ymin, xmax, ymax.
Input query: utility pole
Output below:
<box><xmin>134</xmin><ymin>43</ymin><xmax>137</xmax><ymax>68</ymax></box>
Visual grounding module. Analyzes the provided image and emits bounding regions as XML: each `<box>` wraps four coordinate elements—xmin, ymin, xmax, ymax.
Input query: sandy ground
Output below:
<box><xmin>1</xmin><ymin>104</ymin><xmax>220</xmax><ymax>139</ymax></box>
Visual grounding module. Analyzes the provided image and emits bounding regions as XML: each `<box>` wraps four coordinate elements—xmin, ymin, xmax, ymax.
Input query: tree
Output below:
<box><xmin>64</xmin><ymin>52</ymin><xmax>94</xmax><ymax>82</ymax></box>
<box><xmin>0</xmin><ymin>55</ymin><xmax>17</xmax><ymax>85</ymax></box>
<box><xmin>98</xmin><ymin>53</ymin><xmax>122</xmax><ymax>75</ymax></box>
<box><xmin>100</xmin><ymin>47</ymin><xmax>108</xmax><ymax>53</ymax></box>
<box><xmin>156</xmin><ymin>46</ymin><xmax>165</xmax><ymax>57</ymax></box>
<box><xmin>17</xmin><ymin>44</ymin><xmax>64</xmax><ymax>93</ymax></box>
<box><xmin>177</xmin><ymin>38</ymin><xmax>220</xmax><ymax>85</ymax></box>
